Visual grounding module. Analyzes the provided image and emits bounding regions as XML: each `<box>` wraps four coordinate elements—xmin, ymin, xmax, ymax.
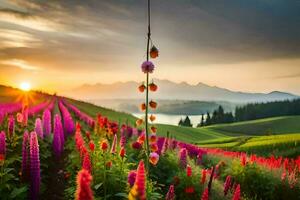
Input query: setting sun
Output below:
<box><xmin>20</xmin><ymin>82</ymin><xmax>31</xmax><ymax>91</ymax></box>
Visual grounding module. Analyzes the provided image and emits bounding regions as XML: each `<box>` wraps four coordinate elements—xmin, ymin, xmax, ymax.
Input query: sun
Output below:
<box><xmin>20</xmin><ymin>82</ymin><xmax>31</xmax><ymax>92</ymax></box>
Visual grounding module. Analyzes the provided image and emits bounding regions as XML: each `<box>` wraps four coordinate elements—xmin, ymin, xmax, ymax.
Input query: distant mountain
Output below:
<box><xmin>64</xmin><ymin>79</ymin><xmax>299</xmax><ymax>103</ymax></box>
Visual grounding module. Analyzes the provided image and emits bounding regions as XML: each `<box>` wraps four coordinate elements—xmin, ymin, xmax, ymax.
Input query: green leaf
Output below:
<box><xmin>10</xmin><ymin>186</ymin><xmax>28</xmax><ymax>198</ymax></box>
<box><xmin>114</xmin><ymin>193</ymin><xmax>128</xmax><ymax>198</ymax></box>
<box><xmin>94</xmin><ymin>183</ymin><xmax>103</xmax><ymax>190</ymax></box>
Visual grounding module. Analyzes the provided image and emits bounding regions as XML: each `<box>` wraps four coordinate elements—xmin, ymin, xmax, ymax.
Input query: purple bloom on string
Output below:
<box><xmin>141</xmin><ymin>61</ymin><xmax>155</xmax><ymax>73</ymax></box>
<box><xmin>30</xmin><ymin>132</ymin><xmax>40</xmax><ymax>200</ymax></box>
<box><xmin>42</xmin><ymin>109</ymin><xmax>51</xmax><ymax>137</ymax></box>
<box><xmin>22</xmin><ymin>130</ymin><xmax>30</xmax><ymax>180</ymax></box>
<box><xmin>35</xmin><ymin>118</ymin><xmax>43</xmax><ymax>139</ymax></box>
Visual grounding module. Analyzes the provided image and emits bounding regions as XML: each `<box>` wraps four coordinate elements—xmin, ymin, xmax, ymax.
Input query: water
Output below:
<box><xmin>132</xmin><ymin>113</ymin><xmax>205</xmax><ymax>127</ymax></box>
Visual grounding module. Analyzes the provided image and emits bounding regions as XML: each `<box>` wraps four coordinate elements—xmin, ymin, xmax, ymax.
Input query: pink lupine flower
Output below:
<box><xmin>119</xmin><ymin>131</ymin><xmax>126</xmax><ymax>148</ymax></box>
<box><xmin>232</xmin><ymin>184</ymin><xmax>241</xmax><ymax>200</ymax></box>
<box><xmin>35</xmin><ymin>118</ymin><xmax>43</xmax><ymax>139</ymax></box>
<box><xmin>128</xmin><ymin>160</ymin><xmax>146</xmax><ymax>200</ymax></box>
<box><xmin>7</xmin><ymin>115</ymin><xmax>15</xmax><ymax>139</ymax></box>
<box><xmin>22</xmin><ymin>131</ymin><xmax>30</xmax><ymax>180</ymax></box>
<box><xmin>165</xmin><ymin>184</ymin><xmax>175</xmax><ymax>200</ymax></box>
<box><xmin>0</xmin><ymin>131</ymin><xmax>6</xmax><ymax>163</ymax></box>
<box><xmin>30</xmin><ymin>132</ymin><xmax>40</xmax><ymax>200</ymax></box>
<box><xmin>110</xmin><ymin>134</ymin><xmax>117</xmax><ymax>154</ymax></box>
<box><xmin>141</xmin><ymin>61</ymin><xmax>155</xmax><ymax>73</ymax></box>
<box><xmin>223</xmin><ymin>175</ymin><xmax>231</xmax><ymax>196</ymax></box>
<box><xmin>179</xmin><ymin>148</ymin><xmax>187</xmax><ymax>168</ymax></box>
<box><xmin>42</xmin><ymin>109</ymin><xmax>51</xmax><ymax>137</ymax></box>
<box><xmin>53</xmin><ymin>114</ymin><xmax>63</xmax><ymax>157</ymax></box>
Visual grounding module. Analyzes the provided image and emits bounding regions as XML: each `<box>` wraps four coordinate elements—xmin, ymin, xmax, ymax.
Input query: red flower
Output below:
<box><xmin>186</xmin><ymin>165</ymin><xmax>192</xmax><ymax>177</ymax></box>
<box><xmin>184</xmin><ymin>186</ymin><xmax>195</xmax><ymax>194</ymax></box>
<box><xmin>119</xmin><ymin>147</ymin><xmax>126</xmax><ymax>158</ymax></box>
<box><xmin>232</xmin><ymin>184</ymin><xmax>241</xmax><ymax>200</ymax></box>
<box><xmin>106</xmin><ymin>161</ymin><xmax>112</xmax><ymax>169</ymax></box>
<box><xmin>82</xmin><ymin>153</ymin><xmax>92</xmax><ymax>173</ymax></box>
<box><xmin>89</xmin><ymin>141</ymin><xmax>95</xmax><ymax>152</ymax></box>
<box><xmin>129</xmin><ymin>160</ymin><xmax>146</xmax><ymax>200</ymax></box>
<box><xmin>223</xmin><ymin>175</ymin><xmax>231</xmax><ymax>196</ymax></box>
<box><xmin>132</xmin><ymin>141</ymin><xmax>142</xmax><ymax>150</ymax></box>
<box><xmin>75</xmin><ymin>169</ymin><xmax>94</xmax><ymax>200</ymax></box>
<box><xmin>201</xmin><ymin>188</ymin><xmax>209</xmax><ymax>200</ymax></box>
<box><xmin>100</xmin><ymin>140</ymin><xmax>108</xmax><ymax>152</ymax></box>
<box><xmin>201</xmin><ymin>169</ymin><xmax>207</xmax><ymax>184</ymax></box>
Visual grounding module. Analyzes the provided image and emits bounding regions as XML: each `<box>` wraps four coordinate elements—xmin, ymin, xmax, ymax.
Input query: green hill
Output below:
<box><xmin>208</xmin><ymin>116</ymin><xmax>300</xmax><ymax>136</ymax></box>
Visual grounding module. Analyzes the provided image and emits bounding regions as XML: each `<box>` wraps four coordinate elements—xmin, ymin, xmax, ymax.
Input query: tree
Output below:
<box><xmin>197</xmin><ymin>114</ymin><xmax>205</xmax><ymax>127</ymax></box>
<box><xmin>178</xmin><ymin>118</ymin><xmax>183</xmax><ymax>126</ymax></box>
<box><xmin>205</xmin><ymin>112</ymin><xmax>211</xmax><ymax>126</ymax></box>
<box><xmin>182</xmin><ymin>116</ymin><xmax>193</xmax><ymax>127</ymax></box>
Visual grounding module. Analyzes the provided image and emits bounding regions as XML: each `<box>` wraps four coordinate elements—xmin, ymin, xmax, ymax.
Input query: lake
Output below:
<box><xmin>132</xmin><ymin>113</ymin><xmax>205</xmax><ymax>127</ymax></box>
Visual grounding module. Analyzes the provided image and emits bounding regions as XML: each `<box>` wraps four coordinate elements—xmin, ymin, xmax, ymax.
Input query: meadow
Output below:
<box><xmin>0</xmin><ymin>86</ymin><xmax>299</xmax><ymax>200</ymax></box>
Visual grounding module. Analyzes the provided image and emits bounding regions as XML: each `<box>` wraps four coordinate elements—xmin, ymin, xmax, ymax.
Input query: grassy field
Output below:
<box><xmin>208</xmin><ymin>116</ymin><xmax>300</xmax><ymax>136</ymax></box>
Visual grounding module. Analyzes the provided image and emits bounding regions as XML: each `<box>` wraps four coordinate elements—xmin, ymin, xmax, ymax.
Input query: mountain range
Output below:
<box><xmin>64</xmin><ymin>79</ymin><xmax>299</xmax><ymax>103</ymax></box>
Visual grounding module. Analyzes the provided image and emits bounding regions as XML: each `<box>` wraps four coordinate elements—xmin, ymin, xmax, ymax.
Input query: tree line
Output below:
<box><xmin>178</xmin><ymin>99</ymin><xmax>300</xmax><ymax>127</ymax></box>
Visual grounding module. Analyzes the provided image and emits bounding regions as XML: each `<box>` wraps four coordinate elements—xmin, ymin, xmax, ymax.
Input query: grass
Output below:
<box><xmin>207</xmin><ymin>116</ymin><xmax>300</xmax><ymax>136</ymax></box>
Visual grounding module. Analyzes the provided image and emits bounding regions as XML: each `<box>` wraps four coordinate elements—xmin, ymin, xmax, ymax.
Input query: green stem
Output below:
<box><xmin>103</xmin><ymin>153</ymin><xmax>107</xmax><ymax>200</ymax></box>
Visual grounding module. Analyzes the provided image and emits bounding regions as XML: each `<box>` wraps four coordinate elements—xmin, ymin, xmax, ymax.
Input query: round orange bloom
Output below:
<box><xmin>140</xmin><ymin>103</ymin><xmax>146</xmax><ymax>112</ymax></box>
<box><xmin>149</xmin><ymin>134</ymin><xmax>157</xmax><ymax>143</ymax></box>
<box><xmin>150</xmin><ymin>126</ymin><xmax>157</xmax><ymax>133</ymax></box>
<box><xmin>138</xmin><ymin>84</ymin><xmax>146</xmax><ymax>93</ymax></box>
<box><xmin>149</xmin><ymin>83</ymin><xmax>158</xmax><ymax>92</ymax></box>
<box><xmin>149</xmin><ymin>100</ymin><xmax>157</xmax><ymax>109</ymax></box>
<box><xmin>136</xmin><ymin>119</ymin><xmax>143</xmax><ymax>126</ymax></box>
<box><xmin>138</xmin><ymin>134</ymin><xmax>146</xmax><ymax>144</ymax></box>
<box><xmin>150</xmin><ymin>143</ymin><xmax>158</xmax><ymax>152</ymax></box>
<box><xmin>150</xmin><ymin>46</ymin><xmax>159</xmax><ymax>59</ymax></box>
<box><xmin>16</xmin><ymin>113</ymin><xmax>23</xmax><ymax>123</ymax></box>
<box><xmin>149</xmin><ymin>115</ymin><xmax>156</xmax><ymax>122</ymax></box>
<box><xmin>149</xmin><ymin>152</ymin><xmax>159</xmax><ymax>166</ymax></box>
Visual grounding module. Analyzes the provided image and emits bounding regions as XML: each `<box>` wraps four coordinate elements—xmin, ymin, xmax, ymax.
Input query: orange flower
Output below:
<box><xmin>136</xmin><ymin>119</ymin><xmax>143</xmax><ymax>126</ymax></box>
<box><xmin>149</xmin><ymin>114</ymin><xmax>156</xmax><ymax>122</ymax></box>
<box><xmin>149</xmin><ymin>100</ymin><xmax>157</xmax><ymax>109</ymax></box>
<box><xmin>149</xmin><ymin>134</ymin><xmax>157</xmax><ymax>143</ymax></box>
<box><xmin>140</xmin><ymin>103</ymin><xmax>146</xmax><ymax>112</ymax></box>
<box><xmin>150</xmin><ymin>45</ymin><xmax>159</xmax><ymax>59</ymax></box>
<box><xmin>149</xmin><ymin>82</ymin><xmax>158</xmax><ymax>92</ymax></box>
<box><xmin>138</xmin><ymin>134</ymin><xmax>146</xmax><ymax>144</ymax></box>
<box><xmin>149</xmin><ymin>152</ymin><xmax>159</xmax><ymax>166</ymax></box>
<box><xmin>150</xmin><ymin>143</ymin><xmax>158</xmax><ymax>152</ymax></box>
<box><xmin>150</xmin><ymin>126</ymin><xmax>157</xmax><ymax>133</ymax></box>
<box><xmin>16</xmin><ymin>113</ymin><xmax>23</xmax><ymax>123</ymax></box>
<box><xmin>138</xmin><ymin>84</ymin><xmax>146</xmax><ymax>93</ymax></box>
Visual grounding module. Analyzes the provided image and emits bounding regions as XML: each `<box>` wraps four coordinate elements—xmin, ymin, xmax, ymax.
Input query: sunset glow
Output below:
<box><xmin>20</xmin><ymin>82</ymin><xmax>31</xmax><ymax>92</ymax></box>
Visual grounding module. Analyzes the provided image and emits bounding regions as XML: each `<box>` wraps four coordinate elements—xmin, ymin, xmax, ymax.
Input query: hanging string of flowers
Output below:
<box><xmin>136</xmin><ymin>0</ymin><xmax>160</xmax><ymax>172</ymax></box>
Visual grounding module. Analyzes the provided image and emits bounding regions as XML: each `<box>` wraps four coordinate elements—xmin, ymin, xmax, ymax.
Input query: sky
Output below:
<box><xmin>0</xmin><ymin>0</ymin><xmax>300</xmax><ymax>94</ymax></box>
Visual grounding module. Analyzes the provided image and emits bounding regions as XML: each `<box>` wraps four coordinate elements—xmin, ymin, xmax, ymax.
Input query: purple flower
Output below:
<box><xmin>35</xmin><ymin>118</ymin><xmax>43</xmax><ymax>139</ymax></box>
<box><xmin>0</xmin><ymin>131</ymin><xmax>6</xmax><ymax>162</ymax></box>
<box><xmin>7</xmin><ymin>115</ymin><xmax>15</xmax><ymax>139</ymax></box>
<box><xmin>53</xmin><ymin>114</ymin><xmax>63</xmax><ymax>157</ymax></box>
<box><xmin>22</xmin><ymin>131</ymin><xmax>30</xmax><ymax>181</ymax></box>
<box><xmin>58</xmin><ymin>101</ymin><xmax>75</xmax><ymax>135</ymax></box>
<box><xmin>30</xmin><ymin>132</ymin><xmax>40</xmax><ymax>200</ymax></box>
<box><xmin>141</xmin><ymin>61</ymin><xmax>155</xmax><ymax>73</ymax></box>
<box><xmin>166</xmin><ymin>184</ymin><xmax>175</xmax><ymax>200</ymax></box>
<box><xmin>179</xmin><ymin>148</ymin><xmax>187</xmax><ymax>168</ymax></box>
<box><xmin>110</xmin><ymin>134</ymin><xmax>117</xmax><ymax>154</ymax></box>
<box><xmin>127</xmin><ymin>170</ymin><xmax>137</xmax><ymax>187</ymax></box>
<box><xmin>119</xmin><ymin>131</ymin><xmax>126</xmax><ymax>148</ymax></box>
<box><xmin>42</xmin><ymin>109</ymin><xmax>51</xmax><ymax>137</ymax></box>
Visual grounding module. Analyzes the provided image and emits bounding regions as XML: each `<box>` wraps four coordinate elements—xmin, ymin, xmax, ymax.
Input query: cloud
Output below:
<box><xmin>273</xmin><ymin>73</ymin><xmax>300</xmax><ymax>79</ymax></box>
<box><xmin>1</xmin><ymin>59</ymin><xmax>41</xmax><ymax>70</ymax></box>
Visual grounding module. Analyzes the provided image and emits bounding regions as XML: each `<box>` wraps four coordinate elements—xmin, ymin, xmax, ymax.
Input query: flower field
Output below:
<box><xmin>0</xmin><ymin>93</ymin><xmax>299</xmax><ymax>200</ymax></box>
